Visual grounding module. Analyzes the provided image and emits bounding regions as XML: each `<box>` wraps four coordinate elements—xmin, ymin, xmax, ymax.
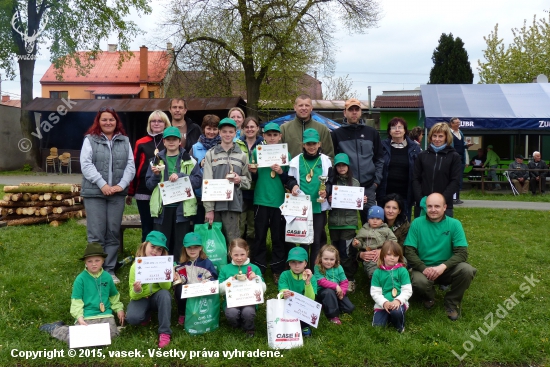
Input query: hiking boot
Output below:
<box><xmin>302</xmin><ymin>327</ymin><xmax>312</xmax><ymax>337</ymax></box>
<box><xmin>39</xmin><ymin>321</ymin><xmax>65</xmax><ymax>334</ymax></box>
<box><xmin>273</xmin><ymin>273</ymin><xmax>280</xmax><ymax>286</ymax></box>
<box><xmin>158</xmin><ymin>333</ymin><xmax>171</xmax><ymax>348</ymax></box>
<box><xmin>347</xmin><ymin>280</ymin><xmax>356</xmax><ymax>293</ymax></box>
<box><xmin>453</xmin><ymin>199</ymin><xmax>464</xmax><ymax>204</ymax></box>
<box><xmin>423</xmin><ymin>299</ymin><xmax>435</xmax><ymax>309</ymax></box>
<box><xmin>446</xmin><ymin>307</ymin><xmax>459</xmax><ymax>321</ymax></box>
<box><xmin>178</xmin><ymin>315</ymin><xmax>185</xmax><ymax>326</ymax></box>
<box><xmin>329</xmin><ymin>317</ymin><xmax>342</xmax><ymax>325</ymax></box>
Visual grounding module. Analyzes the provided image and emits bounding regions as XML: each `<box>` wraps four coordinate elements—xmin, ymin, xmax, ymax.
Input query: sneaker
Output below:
<box><xmin>39</xmin><ymin>321</ymin><xmax>65</xmax><ymax>334</ymax></box>
<box><xmin>398</xmin><ymin>327</ymin><xmax>405</xmax><ymax>333</ymax></box>
<box><xmin>446</xmin><ymin>307</ymin><xmax>459</xmax><ymax>321</ymax></box>
<box><xmin>158</xmin><ymin>333</ymin><xmax>171</xmax><ymax>348</ymax></box>
<box><xmin>178</xmin><ymin>315</ymin><xmax>185</xmax><ymax>326</ymax></box>
<box><xmin>141</xmin><ymin>315</ymin><xmax>151</xmax><ymax>326</ymax></box>
<box><xmin>302</xmin><ymin>327</ymin><xmax>312</xmax><ymax>337</ymax></box>
<box><xmin>423</xmin><ymin>299</ymin><xmax>435</xmax><ymax>309</ymax></box>
<box><xmin>273</xmin><ymin>273</ymin><xmax>280</xmax><ymax>286</ymax></box>
<box><xmin>246</xmin><ymin>330</ymin><xmax>255</xmax><ymax>338</ymax></box>
<box><xmin>453</xmin><ymin>199</ymin><xmax>464</xmax><ymax>204</ymax></box>
<box><xmin>329</xmin><ymin>317</ymin><xmax>342</xmax><ymax>325</ymax></box>
<box><xmin>111</xmin><ymin>274</ymin><xmax>120</xmax><ymax>284</ymax></box>
<box><xmin>347</xmin><ymin>280</ymin><xmax>356</xmax><ymax>293</ymax></box>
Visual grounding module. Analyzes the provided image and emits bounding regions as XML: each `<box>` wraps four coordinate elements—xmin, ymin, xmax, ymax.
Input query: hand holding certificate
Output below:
<box><xmin>202</xmin><ymin>179</ymin><xmax>235</xmax><ymax>201</ymax></box>
<box><xmin>158</xmin><ymin>177</ymin><xmax>195</xmax><ymax>205</ymax></box>
<box><xmin>256</xmin><ymin>144</ymin><xmax>289</xmax><ymax>167</ymax></box>
<box><xmin>225</xmin><ymin>278</ymin><xmax>264</xmax><ymax>308</ymax></box>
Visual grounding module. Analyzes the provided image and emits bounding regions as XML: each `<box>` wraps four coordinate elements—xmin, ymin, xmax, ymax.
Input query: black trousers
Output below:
<box><xmin>153</xmin><ymin>207</ymin><xmax>191</xmax><ymax>263</ymax></box>
<box><xmin>253</xmin><ymin>205</ymin><xmax>288</xmax><ymax>275</ymax></box>
<box><xmin>316</xmin><ymin>287</ymin><xmax>355</xmax><ymax>318</ymax></box>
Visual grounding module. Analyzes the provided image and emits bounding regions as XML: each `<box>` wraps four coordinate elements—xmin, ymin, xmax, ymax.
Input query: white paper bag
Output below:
<box><xmin>284</xmin><ymin>199</ymin><xmax>313</xmax><ymax>244</ymax></box>
<box><xmin>267</xmin><ymin>293</ymin><xmax>303</xmax><ymax>349</ymax></box>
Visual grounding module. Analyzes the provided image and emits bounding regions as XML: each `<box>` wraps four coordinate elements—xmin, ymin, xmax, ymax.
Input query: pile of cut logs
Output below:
<box><xmin>0</xmin><ymin>183</ymin><xmax>85</xmax><ymax>227</ymax></box>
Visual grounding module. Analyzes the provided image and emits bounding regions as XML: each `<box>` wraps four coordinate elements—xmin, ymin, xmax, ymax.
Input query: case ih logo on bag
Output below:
<box><xmin>286</xmin><ymin>229</ymin><xmax>307</xmax><ymax>238</ymax></box>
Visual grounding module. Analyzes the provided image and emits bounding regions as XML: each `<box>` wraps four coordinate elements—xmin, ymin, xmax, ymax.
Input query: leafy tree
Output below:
<box><xmin>323</xmin><ymin>74</ymin><xmax>357</xmax><ymax>100</ymax></box>
<box><xmin>164</xmin><ymin>0</ymin><xmax>380</xmax><ymax>117</ymax></box>
<box><xmin>478</xmin><ymin>14</ymin><xmax>550</xmax><ymax>84</ymax></box>
<box><xmin>0</xmin><ymin>0</ymin><xmax>151</xmax><ymax>166</ymax></box>
<box><xmin>428</xmin><ymin>33</ymin><xmax>473</xmax><ymax>84</ymax></box>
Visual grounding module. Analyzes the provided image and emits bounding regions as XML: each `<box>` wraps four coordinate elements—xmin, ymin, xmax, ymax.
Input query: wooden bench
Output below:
<box><xmin>120</xmin><ymin>220</ymin><xmax>141</xmax><ymax>253</ymax></box>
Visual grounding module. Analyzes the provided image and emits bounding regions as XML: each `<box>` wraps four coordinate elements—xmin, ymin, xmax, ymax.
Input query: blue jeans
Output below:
<box><xmin>126</xmin><ymin>289</ymin><xmax>172</xmax><ymax>335</ymax></box>
<box><xmin>488</xmin><ymin>165</ymin><xmax>501</xmax><ymax>188</ymax></box>
<box><xmin>136</xmin><ymin>199</ymin><xmax>154</xmax><ymax>242</ymax></box>
<box><xmin>372</xmin><ymin>304</ymin><xmax>406</xmax><ymax>332</ymax></box>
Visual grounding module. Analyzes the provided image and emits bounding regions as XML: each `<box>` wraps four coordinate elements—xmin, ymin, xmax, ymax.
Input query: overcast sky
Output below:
<box><xmin>2</xmin><ymin>0</ymin><xmax>548</xmax><ymax>102</ymax></box>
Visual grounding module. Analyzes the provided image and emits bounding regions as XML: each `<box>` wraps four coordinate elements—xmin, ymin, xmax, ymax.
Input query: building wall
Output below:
<box><xmin>0</xmin><ymin>105</ymin><xmax>27</xmax><ymax>170</ymax></box>
<box><xmin>42</xmin><ymin>83</ymin><xmax>162</xmax><ymax>99</ymax></box>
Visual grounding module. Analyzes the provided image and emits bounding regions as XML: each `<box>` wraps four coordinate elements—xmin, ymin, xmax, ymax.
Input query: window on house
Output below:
<box><xmin>50</xmin><ymin>91</ymin><xmax>68</xmax><ymax>99</ymax></box>
<box><xmin>148</xmin><ymin>91</ymin><xmax>155</xmax><ymax>98</ymax></box>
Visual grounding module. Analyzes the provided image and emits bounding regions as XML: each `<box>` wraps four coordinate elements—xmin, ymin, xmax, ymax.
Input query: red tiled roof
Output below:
<box><xmin>373</xmin><ymin>95</ymin><xmax>423</xmax><ymax>108</ymax></box>
<box><xmin>0</xmin><ymin>100</ymin><xmax>21</xmax><ymax>108</ymax></box>
<box><xmin>89</xmin><ymin>86</ymin><xmax>144</xmax><ymax>95</ymax></box>
<box><xmin>40</xmin><ymin>51</ymin><xmax>170</xmax><ymax>84</ymax></box>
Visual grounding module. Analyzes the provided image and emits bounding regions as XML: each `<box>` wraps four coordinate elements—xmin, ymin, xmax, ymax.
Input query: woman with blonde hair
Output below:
<box><xmin>412</xmin><ymin>122</ymin><xmax>461</xmax><ymax>217</ymax></box>
<box><xmin>228</xmin><ymin>107</ymin><xmax>246</xmax><ymax>140</ymax></box>
<box><xmin>126</xmin><ymin>110</ymin><xmax>171</xmax><ymax>241</ymax></box>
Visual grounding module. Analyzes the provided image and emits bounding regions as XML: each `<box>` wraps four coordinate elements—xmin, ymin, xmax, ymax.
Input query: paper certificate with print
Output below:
<box><xmin>180</xmin><ymin>280</ymin><xmax>220</xmax><ymax>299</ymax></box>
<box><xmin>256</xmin><ymin>144</ymin><xmax>289</xmax><ymax>167</ymax></box>
<box><xmin>284</xmin><ymin>292</ymin><xmax>322</xmax><ymax>328</ymax></box>
<box><xmin>280</xmin><ymin>194</ymin><xmax>311</xmax><ymax>218</ymax></box>
<box><xmin>69</xmin><ymin>323</ymin><xmax>111</xmax><ymax>348</ymax></box>
<box><xmin>135</xmin><ymin>255</ymin><xmax>174</xmax><ymax>284</ymax></box>
<box><xmin>202</xmin><ymin>179</ymin><xmax>235</xmax><ymax>201</ymax></box>
<box><xmin>158</xmin><ymin>177</ymin><xmax>195</xmax><ymax>205</ymax></box>
<box><xmin>225</xmin><ymin>277</ymin><xmax>264</xmax><ymax>308</ymax></box>
<box><xmin>330</xmin><ymin>185</ymin><xmax>365</xmax><ymax>210</ymax></box>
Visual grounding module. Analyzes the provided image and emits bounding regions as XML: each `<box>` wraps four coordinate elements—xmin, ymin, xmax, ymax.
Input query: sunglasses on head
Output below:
<box><xmin>99</xmin><ymin>106</ymin><xmax>116</xmax><ymax>113</ymax></box>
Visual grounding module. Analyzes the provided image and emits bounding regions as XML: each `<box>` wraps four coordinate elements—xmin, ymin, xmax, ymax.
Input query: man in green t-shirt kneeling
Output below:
<box><xmin>404</xmin><ymin>193</ymin><xmax>476</xmax><ymax>321</ymax></box>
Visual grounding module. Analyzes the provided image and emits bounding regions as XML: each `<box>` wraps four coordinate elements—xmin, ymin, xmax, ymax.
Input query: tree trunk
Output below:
<box><xmin>6</xmin><ymin>210</ymin><xmax>84</xmax><ymax>226</ymax></box>
<box><xmin>53</xmin><ymin>205</ymin><xmax>83</xmax><ymax>214</ymax></box>
<box><xmin>244</xmin><ymin>70</ymin><xmax>262</xmax><ymax>119</ymax></box>
<box><xmin>18</xmin><ymin>57</ymin><xmax>41</xmax><ymax>168</ymax></box>
<box><xmin>4</xmin><ymin>183</ymin><xmax>79</xmax><ymax>193</ymax></box>
<box><xmin>0</xmin><ymin>198</ymin><xmax>75</xmax><ymax>207</ymax></box>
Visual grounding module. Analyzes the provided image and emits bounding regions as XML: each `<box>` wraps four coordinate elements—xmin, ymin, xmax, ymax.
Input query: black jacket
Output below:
<box><xmin>331</xmin><ymin>121</ymin><xmax>383</xmax><ymax>187</ymax></box>
<box><xmin>183</xmin><ymin>118</ymin><xmax>201</xmax><ymax>153</ymax></box>
<box><xmin>412</xmin><ymin>144</ymin><xmax>462</xmax><ymax>209</ymax></box>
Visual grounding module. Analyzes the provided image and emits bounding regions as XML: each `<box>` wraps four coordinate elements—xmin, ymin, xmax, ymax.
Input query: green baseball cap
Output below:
<box><xmin>219</xmin><ymin>117</ymin><xmax>237</xmax><ymax>129</ymax></box>
<box><xmin>334</xmin><ymin>153</ymin><xmax>350</xmax><ymax>166</ymax></box>
<box><xmin>302</xmin><ymin>128</ymin><xmax>320</xmax><ymax>143</ymax></box>
<box><xmin>287</xmin><ymin>246</ymin><xmax>308</xmax><ymax>262</ymax></box>
<box><xmin>145</xmin><ymin>231</ymin><xmax>169</xmax><ymax>251</ymax></box>
<box><xmin>163</xmin><ymin>126</ymin><xmax>181</xmax><ymax>139</ymax></box>
<box><xmin>263</xmin><ymin>122</ymin><xmax>281</xmax><ymax>133</ymax></box>
<box><xmin>183</xmin><ymin>232</ymin><xmax>203</xmax><ymax>248</ymax></box>
<box><xmin>487</xmin><ymin>145</ymin><xmax>493</xmax><ymax>149</ymax></box>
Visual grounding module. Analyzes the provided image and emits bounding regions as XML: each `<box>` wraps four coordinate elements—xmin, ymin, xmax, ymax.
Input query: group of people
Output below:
<box><xmin>41</xmin><ymin>95</ymin><xmax>481</xmax><ymax>347</ymax></box>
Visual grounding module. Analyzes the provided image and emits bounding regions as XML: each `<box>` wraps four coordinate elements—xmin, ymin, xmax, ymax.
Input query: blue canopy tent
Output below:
<box><xmin>421</xmin><ymin>83</ymin><xmax>550</xmax><ymax>130</ymax></box>
<box><xmin>264</xmin><ymin>111</ymin><xmax>340</xmax><ymax>131</ymax></box>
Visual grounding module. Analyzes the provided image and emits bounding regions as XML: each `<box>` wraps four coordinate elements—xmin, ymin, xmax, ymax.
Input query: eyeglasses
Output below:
<box><xmin>390</xmin><ymin>126</ymin><xmax>404</xmax><ymax>130</ymax></box>
<box><xmin>150</xmin><ymin>120</ymin><xmax>165</xmax><ymax>124</ymax></box>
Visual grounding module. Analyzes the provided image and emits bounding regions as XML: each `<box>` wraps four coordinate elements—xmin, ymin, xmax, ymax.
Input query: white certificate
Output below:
<box><xmin>69</xmin><ymin>323</ymin><xmax>111</xmax><ymax>348</ymax></box>
<box><xmin>284</xmin><ymin>292</ymin><xmax>322</xmax><ymax>328</ymax></box>
<box><xmin>225</xmin><ymin>277</ymin><xmax>264</xmax><ymax>308</ymax></box>
<box><xmin>180</xmin><ymin>280</ymin><xmax>220</xmax><ymax>299</ymax></box>
<box><xmin>256</xmin><ymin>144</ymin><xmax>289</xmax><ymax>167</ymax></box>
<box><xmin>330</xmin><ymin>185</ymin><xmax>365</xmax><ymax>210</ymax></box>
<box><xmin>280</xmin><ymin>194</ymin><xmax>311</xmax><ymax>218</ymax></box>
<box><xmin>202</xmin><ymin>179</ymin><xmax>235</xmax><ymax>201</ymax></box>
<box><xmin>135</xmin><ymin>255</ymin><xmax>174</xmax><ymax>284</ymax></box>
<box><xmin>158</xmin><ymin>177</ymin><xmax>195</xmax><ymax>205</ymax></box>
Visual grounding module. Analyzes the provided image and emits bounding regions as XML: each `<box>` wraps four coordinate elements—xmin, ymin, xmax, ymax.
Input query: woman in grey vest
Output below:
<box><xmin>80</xmin><ymin>107</ymin><xmax>135</xmax><ymax>284</ymax></box>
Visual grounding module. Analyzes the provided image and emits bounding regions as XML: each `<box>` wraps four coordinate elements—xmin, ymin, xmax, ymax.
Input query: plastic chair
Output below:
<box><xmin>46</xmin><ymin>147</ymin><xmax>58</xmax><ymax>173</ymax></box>
<box><xmin>59</xmin><ymin>152</ymin><xmax>71</xmax><ymax>174</ymax></box>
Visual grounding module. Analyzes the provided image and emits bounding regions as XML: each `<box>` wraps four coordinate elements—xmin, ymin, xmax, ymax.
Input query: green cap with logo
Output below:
<box><xmin>287</xmin><ymin>246</ymin><xmax>308</xmax><ymax>262</ymax></box>
<box><xmin>263</xmin><ymin>122</ymin><xmax>281</xmax><ymax>133</ymax></box>
<box><xmin>163</xmin><ymin>126</ymin><xmax>181</xmax><ymax>139</ymax></box>
<box><xmin>302</xmin><ymin>128</ymin><xmax>320</xmax><ymax>143</ymax></box>
<box><xmin>145</xmin><ymin>230</ymin><xmax>169</xmax><ymax>251</ymax></box>
<box><xmin>183</xmin><ymin>232</ymin><xmax>203</xmax><ymax>248</ymax></box>
<box><xmin>334</xmin><ymin>153</ymin><xmax>350</xmax><ymax>166</ymax></box>
<box><xmin>219</xmin><ymin>117</ymin><xmax>237</xmax><ymax>129</ymax></box>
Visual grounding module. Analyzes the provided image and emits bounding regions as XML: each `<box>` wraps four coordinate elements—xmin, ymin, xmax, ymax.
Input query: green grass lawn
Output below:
<box><xmin>0</xmin><ymin>191</ymin><xmax>549</xmax><ymax>366</ymax></box>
